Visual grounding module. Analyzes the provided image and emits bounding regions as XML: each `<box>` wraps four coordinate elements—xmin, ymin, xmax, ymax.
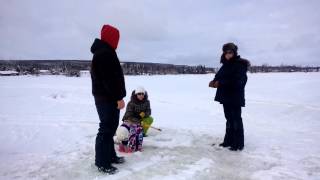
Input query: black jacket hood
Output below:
<box><xmin>220</xmin><ymin>55</ymin><xmax>250</xmax><ymax>67</ymax></box>
<box><xmin>90</xmin><ymin>38</ymin><xmax>114</xmax><ymax>54</ymax></box>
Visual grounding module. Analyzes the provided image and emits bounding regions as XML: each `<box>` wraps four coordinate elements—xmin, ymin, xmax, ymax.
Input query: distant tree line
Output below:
<box><xmin>249</xmin><ymin>64</ymin><xmax>320</xmax><ymax>73</ymax></box>
<box><xmin>0</xmin><ymin>60</ymin><xmax>213</xmax><ymax>76</ymax></box>
<box><xmin>0</xmin><ymin>60</ymin><xmax>319</xmax><ymax>76</ymax></box>
<box><xmin>0</xmin><ymin>60</ymin><xmax>90</xmax><ymax>76</ymax></box>
<box><xmin>122</xmin><ymin>62</ymin><xmax>210</xmax><ymax>75</ymax></box>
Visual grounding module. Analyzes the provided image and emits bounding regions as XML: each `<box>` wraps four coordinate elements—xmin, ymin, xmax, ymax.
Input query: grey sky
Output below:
<box><xmin>1</xmin><ymin>0</ymin><xmax>320</xmax><ymax>67</ymax></box>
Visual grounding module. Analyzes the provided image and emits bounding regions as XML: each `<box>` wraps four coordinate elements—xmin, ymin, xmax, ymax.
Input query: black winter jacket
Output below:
<box><xmin>213</xmin><ymin>55</ymin><xmax>249</xmax><ymax>107</ymax></box>
<box><xmin>90</xmin><ymin>38</ymin><xmax>126</xmax><ymax>103</ymax></box>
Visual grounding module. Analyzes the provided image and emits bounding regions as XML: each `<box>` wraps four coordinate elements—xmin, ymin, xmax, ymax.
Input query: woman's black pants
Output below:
<box><xmin>222</xmin><ymin>104</ymin><xmax>244</xmax><ymax>149</ymax></box>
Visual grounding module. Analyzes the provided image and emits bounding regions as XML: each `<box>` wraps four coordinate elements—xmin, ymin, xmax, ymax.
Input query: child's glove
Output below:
<box><xmin>139</xmin><ymin>112</ymin><xmax>145</xmax><ymax>118</ymax></box>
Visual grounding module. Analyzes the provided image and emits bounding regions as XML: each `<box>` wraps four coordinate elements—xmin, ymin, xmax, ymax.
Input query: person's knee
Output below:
<box><xmin>98</xmin><ymin>127</ymin><xmax>115</xmax><ymax>137</ymax></box>
<box><xmin>144</xmin><ymin>116</ymin><xmax>154</xmax><ymax>124</ymax></box>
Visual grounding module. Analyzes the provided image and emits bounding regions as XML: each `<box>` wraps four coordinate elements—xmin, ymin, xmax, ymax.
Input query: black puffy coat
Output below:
<box><xmin>90</xmin><ymin>38</ymin><xmax>126</xmax><ymax>103</ymax></box>
<box><xmin>213</xmin><ymin>55</ymin><xmax>249</xmax><ymax>107</ymax></box>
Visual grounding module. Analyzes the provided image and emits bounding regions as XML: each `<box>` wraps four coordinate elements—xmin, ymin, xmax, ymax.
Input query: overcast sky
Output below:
<box><xmin>1</xmin><ymin>0</ymin><xmax>320</xmax><ymax>67</ymax></box>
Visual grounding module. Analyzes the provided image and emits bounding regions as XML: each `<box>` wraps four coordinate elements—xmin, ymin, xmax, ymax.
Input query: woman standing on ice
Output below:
<box><xmin>209</xmin><ymin>42</ymin><xmax>250</xmax><ymax>151</ymax></box>
<box><xmin>90</xmin><ymin>24</ymin><xmax>126</xmax><ymax>174</ymax></box>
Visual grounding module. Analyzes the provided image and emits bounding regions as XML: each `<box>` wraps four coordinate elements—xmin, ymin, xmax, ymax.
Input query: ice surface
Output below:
<box><xmin>0</xmin><ymin>73</ymin><xmax>319</xmax><ymax>180</ymax></box>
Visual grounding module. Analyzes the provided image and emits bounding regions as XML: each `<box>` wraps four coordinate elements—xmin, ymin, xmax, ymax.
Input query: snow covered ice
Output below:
<box><xmin>0</xmin><ymin>73</ymin><xmax>320</xmax><ymax>180</ymax></box>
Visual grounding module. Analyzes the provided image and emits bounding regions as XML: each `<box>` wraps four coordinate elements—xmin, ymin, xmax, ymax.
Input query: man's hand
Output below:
<box><xmin>117</xmin><ymin>99</ymin><xmax>125</xmax><ymax>109</ymax></box>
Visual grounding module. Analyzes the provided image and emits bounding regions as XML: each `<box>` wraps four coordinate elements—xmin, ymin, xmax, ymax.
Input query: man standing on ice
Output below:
<box><xmin>209</xmin><ymin>42</ymin><xmax>250</xmax><ymax>151</ymax></box>
<box><xmin>90</xmin><ymin>24</ymin><xmax>126</xmax><ymax>174</ymax></box>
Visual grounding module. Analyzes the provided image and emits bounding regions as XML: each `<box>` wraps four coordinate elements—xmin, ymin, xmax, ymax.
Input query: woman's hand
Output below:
<box><xmin>117</xmin><ymin>99</ymin><xmax>125</xmax><ymax>109</ymax></box>
<box><xmin>209</xmin><ymin>80</ymin><xmax>215</xmax><ymax>88</ymax></box>
<box><xmin>213</xmin><ymin>81</ymin><xmax>219</xmax><ymax>88</ymax></box>
<box><xmin>209</xmin><ymin>80</ymin><xmax>219</xmax><ymax>88</ymax></box>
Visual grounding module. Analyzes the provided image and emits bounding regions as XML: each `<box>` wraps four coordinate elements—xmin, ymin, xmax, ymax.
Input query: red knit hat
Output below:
<box><xmin>101</xmin><ymin>24</ymin><xmax>120</xmax><ymax>50</ymax></box>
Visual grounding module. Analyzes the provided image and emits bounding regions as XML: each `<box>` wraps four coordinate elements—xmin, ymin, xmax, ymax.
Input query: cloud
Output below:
<box><xmin>1</xmin><ymin>0</ymin><xmax>320</xmax><ymax>66</ymax></box>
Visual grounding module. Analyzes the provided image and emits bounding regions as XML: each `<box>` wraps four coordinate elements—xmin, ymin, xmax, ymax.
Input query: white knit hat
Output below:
<box><xmin>135</xmin><ymin>86</ymin><xmax>146</xmax><ymax>94</ymax></box>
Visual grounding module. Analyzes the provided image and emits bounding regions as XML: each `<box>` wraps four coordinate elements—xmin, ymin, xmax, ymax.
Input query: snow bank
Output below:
<box><xmin>0</xmin><ymin>70</ymin><xmax>19</xmax><ymax>76</ymax></box>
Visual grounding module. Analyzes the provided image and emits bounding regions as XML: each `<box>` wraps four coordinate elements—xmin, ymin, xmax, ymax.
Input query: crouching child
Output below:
<box><xmin>115</xmin><ymin>87</ymin><xmax>153</xmax><ymax>152</ymax></box>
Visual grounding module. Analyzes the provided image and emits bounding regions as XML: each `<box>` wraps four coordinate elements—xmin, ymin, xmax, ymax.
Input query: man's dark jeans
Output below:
<box><xmin>95</xmin><ymin>102</ymin><xmax>119</xmax><ymax>167</ymax></box>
